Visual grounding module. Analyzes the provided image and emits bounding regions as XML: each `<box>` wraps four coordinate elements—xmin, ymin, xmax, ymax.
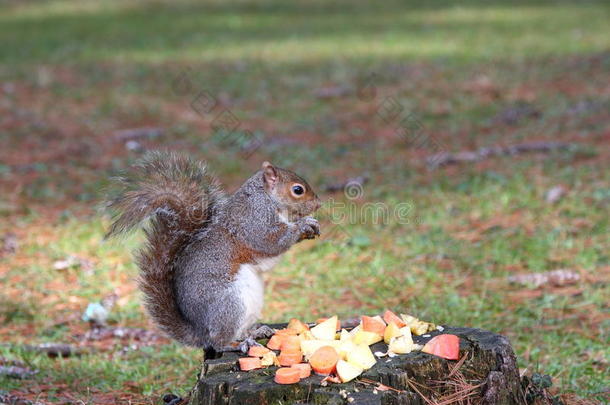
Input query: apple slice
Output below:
<box><xmin>346</xmin><ymin>344</ymin><xmax>376</xmax><ymax>370</ymax></box>
<box><xmin>352</xmin><ymin>330</ymin><xmax>383</xmax><ymax>346</ymax></box>
<box><xmin>336</xmin><ymin>359</ymin><xmax>364</xmax><ymax>383</ymax></box>
<box><xmin>298</xmin><ymin>330</ymin><xmax>315</xmax><ymax>341</ymax></box>
<box><xmin>412</xmin><ymin>322</ymin><xmax>430</xmax><ymax>336</ymax></box>
<box><xmin>339</xmin><ymin>329</ymin><xmax>351</xmax><ymax>341</ymax></box>
<box><xmin>383</xmin><ymin>310</ymin><xmax>407</xmax><ymax>328</ymax></box>
<box><xmin>389</xmin><ymin>336</ymin><xmax>413</xmax><ymax>354</ymax></box>
<box><xmin>301</xmin><ymin>340</ymin><xmax>332</xmax><ymax>359</ymax></box>
<box><xmin>400</xmin><ymin>313</ymin><xmax>417</xmax><ymax>324</ymax></box>
<box><xmin>287</xmin><ymin>318</ymin><xmax>309</xmax><ymax>334</ymax></box>
<box><xmin>372</xmin><ymin>315</ymin><xmax>385</xmax><ymax>323</ymax></box>
<box><xmin>362</xmin><ymin>315</ymin><xmax>386</xmax><ymax>335</ymax></box>
<box><xmin>316</xmin><ymin>317</ymin><xmax>341</xmax><ymax>331</ymax></box>
<box><xmin>400</xmin><ymin>313</ymin><xmax>436</xmax><ymax>336</ymax></box>
<box><xmin>311</xmin><ymin>316</ymin><xmax>339</xmax><ymax>340</ymax></box>
<box><xmin>384</xmin><ymin>322</ymin><xmax>402</xmax><ymax>344</ymax></box>
<box><xmin>301</xmin><ymin>340</ymin><xmax>344</xmax><ymax>358</ymax></box>
<box><xmin>261</xmin><ymin>350</ymin><xmax>279</xmax><ymax>367</ymax></box>
<box><xmin>389</xmin><ymin>326</ymin><xmax>413</xmax><ymax>354</ymax></box>
<box><xmin>422</xmin><ymin>334</ymin><xmax>460</xmax><ymax>360</ymax></box>
<box><xmin>335</xmin><ymin>339</ymin><xmax>356</xmax><ymax>361</ymax></box>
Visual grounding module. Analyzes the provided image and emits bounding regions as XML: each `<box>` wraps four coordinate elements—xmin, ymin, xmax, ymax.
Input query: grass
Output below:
<box><xmin>1</xmin><ymin>0</ymin><xmax>610</xmax><ymax>65</ymax></box>
<box><xmin>1</xmin><ymin>0</ymin><xmax>609</xmax><ymax>403</ymax></box>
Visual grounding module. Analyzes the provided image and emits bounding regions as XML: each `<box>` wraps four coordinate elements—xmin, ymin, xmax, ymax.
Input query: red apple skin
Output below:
<box><xmin>382</xmin><ymin>310</ymin><xmax>406</xmax><ymax>328</ymax></box>
<box><xmin>422</xmin><ymin>334</ymin><xmax>460</xmax><ymax>360</ymax></box>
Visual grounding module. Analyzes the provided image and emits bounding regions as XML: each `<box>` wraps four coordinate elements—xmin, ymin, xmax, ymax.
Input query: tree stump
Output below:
<box><xmin>188</xmin><ymin>326</ymin><xmax>524</xmax><ymax>405</ymax></box>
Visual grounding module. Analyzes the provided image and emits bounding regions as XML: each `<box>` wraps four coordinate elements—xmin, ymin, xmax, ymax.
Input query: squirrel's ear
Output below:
<box><xmin>262</xmin><ymin>161</ymin><xmax>278</xmax><ymax>189</ymax></box>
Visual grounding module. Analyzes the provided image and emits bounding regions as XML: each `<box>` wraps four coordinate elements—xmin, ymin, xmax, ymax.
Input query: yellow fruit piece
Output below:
<box><xmin>353</xmin><ymin>330</ymin><xmax>383</xmax><ymax>346</ymax></box>
<box><xmin>336</xmin><ymin>359</ymin><xmax>363</xmax><ymax>383</ymax></box>
<box><xmin>400</xmin><ymin>314</ymin><xmax>417</xmax><ymax>324</ymax></box>
<box><xmin>339</xmin><ymin>329</ymin><xmax>351</xmax><ymax>341</ymax></box>
<box><xmin>400</xmin><ymin>313</ymin><xmax>436</xmax><ymax>336</ymax></box>
<box><xmin>335</xmin><ymin>339</ymin><xmax>356</xmax><ymax>361</ymax></box>
<box><xmin>301</xmin><ymin>340</ymin><xmax>332</xmax><ymax>359</ymax></box>
<box><xmin>301</xmin><ymin>340</ymin><xmax>345</xmax><ymax>360</ymax></box>
<box><xmin>388</xmin><ymin>328</ymin><xmax>414</xmax><ymax>354</ymax></box>
<box><xmin>287</xmin><ymin>318</ymin><xmax>309</xmax><ymax>334</ymax></box>
<box><xmin>260</xmin><ymin>351</ymin><xmax>279</xmax><ymax>367</ymax></box>
<box><xmin>347</xmin><ymin>344</ymin><xmax>377</xmax><ymax>370</ymax></box>
<box><xmin>384</xmin><ymin>322</ymin><xmax>402</xmax><ymax>344</ymax></box>
<box><xmin>426</xmin><ymin>322</ymin><xmax>438</xmax><ymax>333</ymax></box>
<box><xmin>310</xmin><ymin>316</ymin><xmax>338</xmax><ymax>341</ymax></box>
<box><xmin>411</xmin><ymin>322</ymin><xmax>429</xmax><ymax>336</ymax></box>
<box><xmin>348</xmin><ymin>323</ymin><xmax>362</xmax><ymax>337</ymax></box>
<box><xmin>299</xmin><ymin>330</ymin><xmax>315</xmax><ymax>341</ymax></box>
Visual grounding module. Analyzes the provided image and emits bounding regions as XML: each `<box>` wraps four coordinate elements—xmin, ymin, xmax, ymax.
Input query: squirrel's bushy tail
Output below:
<box><xmin>106</xmin><ymin>152</ymin><xmax>225</xmax><ymax>346</ymax></box>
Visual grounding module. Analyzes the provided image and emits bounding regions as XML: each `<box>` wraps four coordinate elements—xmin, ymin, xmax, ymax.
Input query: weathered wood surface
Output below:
<box><xmin>188</xmin><ymin>326</ymin><xmax>524</xmax><ymax>405</ymax></box>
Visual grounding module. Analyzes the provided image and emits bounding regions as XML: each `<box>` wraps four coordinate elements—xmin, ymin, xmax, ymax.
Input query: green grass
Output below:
<box><xmin>1</xmin><ymin>0</ymin><xmax>609</xmax><ymax>403</ymax></box>
<box><xmin>1</xmin><ymin>0</ymin><xmax>610</xmax><ymax>65</ymax></box>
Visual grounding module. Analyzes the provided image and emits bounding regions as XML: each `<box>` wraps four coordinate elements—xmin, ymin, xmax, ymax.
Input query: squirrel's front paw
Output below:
<box><xmin>298</xmin><ymin>217</ymin><xmax>320</xmax><ymax>240</ymax></box>
<box><xmin>249</xmin><ymin>324</ymin><xmax>275</xmax><ymax>339</ymax></box>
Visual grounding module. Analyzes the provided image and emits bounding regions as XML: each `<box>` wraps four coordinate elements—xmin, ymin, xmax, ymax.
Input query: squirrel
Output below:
<box><xmin>105</xmin><ymin>152</ymin><xmax>321</xmax><ymax>354</ymax></box>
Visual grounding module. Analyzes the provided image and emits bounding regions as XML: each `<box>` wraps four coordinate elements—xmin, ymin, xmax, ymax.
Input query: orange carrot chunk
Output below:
<box><xmin>238</xmin><ymin>357</ymin><xmax>262</xmax><ymax>371</ymax></box>
<box><xmin>280</xmin><ymin>335</ymin><xmax>301</xmax><ymax>352</ymax></box>
<box><xmin>267</xmin><ymin>334</ymin><xmax>285</xmax><ymax>351</ymax></box>
<box><xmin>274</xmin><ymin>328</ymin><xmax>299</xmax><ymax>336</ymax></box>
<box><xmin>278</xmin><ymin>350</ymin><xmax>303</xmax><ymax>366</ymax></box>
<box><xmin>274</xmin><ymin>367</ymin><xmax>301</xmax><ymax>384</ymax></box>
<box><xmin>309</xmin><ymin>346</ymin><xmax>340</xmax><ymax>375</ymax></box>
<box><xmin>247</xmin><ymin>345</ymin><xmax>271</xmax><ymax>358</ymax></box>
<box><xmin>383</xmin><ymin>310</ymin><xmax>407</xmax><ymax>328</ymax></box>
<box><xmin>291</xmin><ymin>363</ymin><xmax>312</xmax><ymax>379</ymax></box>
<box><xmin>362</xmin><ymin>315</ymin><xmax>386</xmax><ymax>335</ymax></box>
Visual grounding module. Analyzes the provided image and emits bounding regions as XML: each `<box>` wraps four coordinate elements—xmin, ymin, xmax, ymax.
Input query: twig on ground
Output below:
<box><xmin>0</xmin><ymin>365</ymin><xmax>37</xmax><ymax>379</ymax></box>
<box><xmin>1</xmin><ymin>232</ymin><xmax>18</xmax><ymax>257</ymax></box>
<box><xmin>427</xmin><ymin>141</ymin><xmax>573</xmax><ymax>169</ymax></box>
<box><xmin>79</xmin><ymin>326</ymin><xmax>161</xmax><ymax>343</ymax></box>
<box><xmin>23</xmin><ymin>343</ymin><xmax>84</xmax><ymax>358</ymax></box>
<box><xmin>508</xmin><ymin>269</ymin><xmax>580</xmax><ymax>288</ymax></box>
<box><xmin>113</xmin><ymin>127</ymin><xmax>164</xmax><ymax>141</ymax></box>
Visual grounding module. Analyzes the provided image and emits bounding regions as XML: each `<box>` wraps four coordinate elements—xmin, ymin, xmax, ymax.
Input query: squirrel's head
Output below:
<box><xmin>261</xmin><ymin>161</ymin><xmax>321</xmax><ymax>220</ymax></box>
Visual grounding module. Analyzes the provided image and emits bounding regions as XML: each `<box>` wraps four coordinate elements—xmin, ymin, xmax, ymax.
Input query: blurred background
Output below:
<box><xmin>0</xmin><ymin>0</ymin><xmax>608</xmax><ymax>403</ymax></box>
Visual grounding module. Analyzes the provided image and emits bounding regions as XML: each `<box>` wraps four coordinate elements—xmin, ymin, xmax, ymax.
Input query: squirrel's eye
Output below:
<box><xmin>291</xmin><ymin>185</ymin><xmax>304</xmax><ymax>196</ymax></box>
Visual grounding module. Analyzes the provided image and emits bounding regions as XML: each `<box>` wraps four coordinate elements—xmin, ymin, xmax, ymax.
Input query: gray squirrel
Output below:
<box><xmin>106</xmin><ymin>152</ymin><xmax>321</xmax><ymax>355</ymax></box>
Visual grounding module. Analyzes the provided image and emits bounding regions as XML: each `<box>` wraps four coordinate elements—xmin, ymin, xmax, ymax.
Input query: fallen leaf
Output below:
<box><xmin>508</xmin><ymin>269</ymin><xmax>580</xmax><ymax>288</ymax></box>
<box><xmin>545</xmin><ymin>185</ymin><xmax>567</xmax><ymax>203</ymax></box>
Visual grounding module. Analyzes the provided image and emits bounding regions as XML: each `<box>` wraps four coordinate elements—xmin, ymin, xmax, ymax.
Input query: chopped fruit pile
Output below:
<box><xmin>237</xmin><ymin>311</ymin><xmax>461</xmax><ymax>385</ymax></box>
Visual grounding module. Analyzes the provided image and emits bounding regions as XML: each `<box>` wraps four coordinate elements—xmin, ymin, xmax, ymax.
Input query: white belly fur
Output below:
<box><xmin>233</xmin><ymin>256</ymin><xmax>281</xmax><ymax>339</ymax></box>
